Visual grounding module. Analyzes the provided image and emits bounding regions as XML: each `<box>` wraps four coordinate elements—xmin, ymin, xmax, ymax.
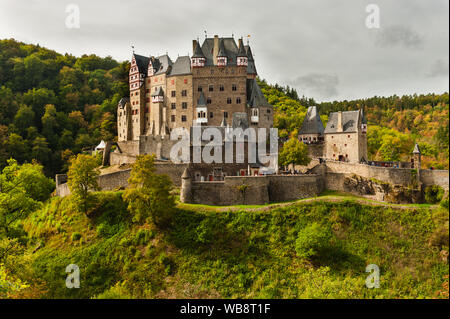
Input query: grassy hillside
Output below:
<box><xmin>2</xmin><ymin>191</ymin><xmax>447</xmax><ymax>299</ymax></box>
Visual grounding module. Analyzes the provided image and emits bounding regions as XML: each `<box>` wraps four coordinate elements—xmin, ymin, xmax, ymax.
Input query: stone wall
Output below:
<box><xmin>325</xmin><ymin>160</ymin><xmax>449</xmax><ymax>190</ymax></box>
<box><xmin>185</xmin><ymin>174</ymin><xmax>324</xmax><ymax>206</ymax></box>
<box><xmin>110</xmin><ymin>152</ymin><xmax>137</xmax><ymax>166</ymax></box>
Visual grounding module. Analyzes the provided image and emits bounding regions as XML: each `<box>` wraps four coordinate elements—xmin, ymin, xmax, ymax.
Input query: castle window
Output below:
<box><xmin>135</xmin><ymin>92</ymin><xmax>139</xmax><ymax>96</ymax></box>
<box><xmin>227</xmin><ymin>98</ymin><xmax>232</xmax><ymax>104</ymax></box>
<box><xmin>182</xmin><ymin>102</ymin><xmax>188</xmax><ymax>109</ymax></box>
<box><xmin>232</xmin><ymin>84</ymin><xmax>237</xmax><ymax>91</ymax></box>
<box><xmin>181</xmin><ymin>115</ymin><xmax>187</xmax><ymax>122</ymax></box>
<box><xmin>210</xmin><ymin>112</ymin><xmax>213</xmax><ymax>118</ymax></box>
<box><xmin>331</xmin><ymin>136</ymin><xmax>334</xmax><ymax>139</ymax></box>
<box><xmin>348</xmin><ymin>135</ymin><xmax>350</xmax><ymax>138</ymax></box>
<box><xmin>146</xmin><ymin>89</ymin><xmax>150</xmax><ymax>93</ymax></box>
<box><xmin>171</xmin><ymin>79</ymin><xmax>175</xmax><ymax>85</ymax></box>
<box><xmin>267</xmin><ymin>109</ymin><xmax>271</xmax><ymax>113</ymax></box>
<box><xmin>209</xmin><ymin>85</ymin><xmax>214</xmax><ymax>92</ymax></box>
<box><xmin>344</xmin><ymin>144</ymin><xmax>347</xmax><ymax>147</ymax></box>
<box><xmin>171</xmin><ymin>91</ymin><xmax>176</xmax><ymax>97</ymax></box>
<box><xmin>171</xmin><ymin>103</ymin><xmax>176</xmax><ymax>109</ymax></box>
<box><xmin>184</xmin><ymin>79</ymin><xmax>188</xmax><ymax>84</ymax></box>
<box><xmin>333</xmin><ymin>154</ymin><xmax>335</xmax><ymax>157</ymax></box>
<box><xmin>236</xmin><ymin>97</ymin><xmax>241</xmax><ymax>104</ymax></box>
<box><xmin>182</xmin><ymin>90</ymin><xmax>187</xmax><ymax>97</ymax></box>
<box><xmin>207</xmin><ymin>98</ymin><xmax>212</xmax><ymax>104</ymax></box>
<box><xmin>219</xmin><ymin>85</ymin><xmax>224</xmax><ymax>91</ymax></box>
<box><xmin>224</xmin><ymin>111</ymin><xmax>228</xmax><ymax>118</ymax></box>
<box><xmin>171</xmin><ymin>115</ymin><xmax>175</xmax><ymax>122</ymax></box>
<box><xmin>198</xmin><ymin>86</ymin><xmax>202</xmax><ymax>92</ymax></box>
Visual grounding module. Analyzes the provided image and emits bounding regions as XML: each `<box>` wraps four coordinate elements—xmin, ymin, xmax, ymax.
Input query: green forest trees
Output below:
<box><xmin>123</xmin><ymin>155</ymin><xmax>175</xmax><ymax>228</ymax></box>
<box><xmin>67</xmin><ymin>154</ymin><xmax>100</xmax><ymax>215</ymax></box>
<box><xmin>279</xmin><ymin>137</ymin><xmax>311</xmax><ymax>171</ymax></box>
<box><xmin>0</xmin><ymin>159</ymin><xmax>54</xmax><ymax>237</ymax></box>
<box><xmin>0</xmin><ymin>39</ymin><xmax>130</xmax><ymax>177</ymax></box>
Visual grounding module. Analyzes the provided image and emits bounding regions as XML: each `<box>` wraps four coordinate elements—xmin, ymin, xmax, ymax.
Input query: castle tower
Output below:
<box><xmin>412</xmin><ymin>143</ymin><xmax>421</xmax><ymax>170</ymax></box>
<box><xmin>298</xmin><ymin>106</ymin><xmax>324</xmax><ymax>143</ymax></box>
<box><xmin>180</xmin><ymin>166</ymin><xmax>192</xmax><ymax>203</ymax></box>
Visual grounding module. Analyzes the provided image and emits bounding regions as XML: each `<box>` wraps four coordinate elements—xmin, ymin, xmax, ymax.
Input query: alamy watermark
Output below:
<box><xmin>66</xmin><ymin>264</ymin><xmax>80</xmax><ymax>288</ymax></box>
<box><xmin>65</xmin><ymin>4</ymin><xmax>80</xmax><ymax>29</ymax></box>
<box><xmin>365</xmin><ymin>4</ymin><xmax>380</xmax><ymax>29</ymax></box>
<box><xmin>365</xmin><ymin>264</ymin><xmax>380</xmax><ymax>288</ymax></box>
<box><xmin>169</xmin><ymin>127</ymin><xmax>278</xmax><ymax>167</ymax></box>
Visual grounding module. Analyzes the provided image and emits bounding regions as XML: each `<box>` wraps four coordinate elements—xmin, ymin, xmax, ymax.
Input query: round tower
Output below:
<box><xmin>180</xmin><ymin>166</ymin><xmax>192</xmax><ymax>203</ymax></box>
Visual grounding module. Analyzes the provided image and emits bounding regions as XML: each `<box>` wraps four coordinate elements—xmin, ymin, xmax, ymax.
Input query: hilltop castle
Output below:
<box><xmin>298</xmin><ymin>106</ymin><xmax>368</xmax><ymax>163</ymax></box>
<box><xmin>117</xmin><ymin>35</ymin><xmax>273</xmax><ymax>144</ymax></box>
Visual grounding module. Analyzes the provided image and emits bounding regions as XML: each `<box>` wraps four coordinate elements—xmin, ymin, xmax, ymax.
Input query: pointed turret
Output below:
<box><xmin>237</xmin><ymin>38</ymin><xmax>248</xmax><ymax>67</ymax></box>
<box><xmin>191</xmin><ymin>39</ymin><xmax>206</xmax><ymax>68</ymax></box>
<box><xmin>413</xmin><ymin>143</ymin><xmax>421</xmax><ymax>154</ymax></box>
<box><xmin>217</xmin><ymin>39</ymin><xmax>227</xmax><ymax>66</ymax></box>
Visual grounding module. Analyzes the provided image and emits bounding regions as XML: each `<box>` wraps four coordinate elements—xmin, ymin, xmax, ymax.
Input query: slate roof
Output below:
<box><xmin>244</xmin><ymin>45</ymin><xmax>257</xmax><ymax>74</ymax></box>
<box><xmin>154</xmin><ymin>54</ymin><xmax>173</xmax><ymax>75</ymax></box>
<box><xmin>413</xmin><ymin>143</ymin><xmax>421</xmax><ymax>154</ymax></box>
<box><xmin>151</xmin><ymin>87</ymin><xmax>164</xmax><ymax>97</ymax></box>
<box><xmin>197</xmin><ymin>92</ymin><xmax>207</xmax><ymax>106</ymax></box>
<box><xmin>217</xmin><ymin>39</ymin><xmax>227</xmax><ymax>57</ymax></box>
<box><xmin>192</xmin><ymin>42</ymin><xmax>206</xmax><ymax>58</ymax></box>
<box><xmin>200</xmin><ymin>37</ymin><xmax>239</xmax><ymax>66</ymax></box>
<box><xmin>118</xmin><ymin>97</ymin><xmax>129</xmax><ymax>108</ymax></box>
<box><xmin>324</xmin><ymin>110</ymin><xmax>361</xmax><ymax>134</ymax></box>
<box><xmin>237</xmin><ymin>38</ymin><xmax>247</xmax><ymax>57</ymax></box>
<box><xmin>246</xmin><ymin>79</ymin><xmax>272</xmax><ymax>108</ymax></box>
<box><xmin>299</xmin><ymin>106</ymin><xmax>325</xmax><ymax>135</ymax></box>
<box><xmin>170</xmin><ymin>56</ymin><xmax>191</xmax><ymax>75</ymax></box>
<box><xmin>133</xmin><ymin>54</ymin><xmax>150</xmax><ymax>74</ymax></box>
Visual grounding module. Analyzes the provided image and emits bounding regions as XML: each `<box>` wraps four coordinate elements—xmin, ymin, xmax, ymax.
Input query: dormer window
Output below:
<box><xmin>237</xmin><ymin>57</ymin><xmax>248</xmax><ymax>66</ymax></box>
<box><xmin>191</xmin><ymin>57</ymin><xmax>206</xmax><ymax>67</ymax></box>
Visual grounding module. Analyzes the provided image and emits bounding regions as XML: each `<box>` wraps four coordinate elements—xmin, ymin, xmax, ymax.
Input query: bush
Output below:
<box><xmin>295</xmin><ymin>223</ymin><xmax>332</xmax><ymax>259</ymax></box>
<box><xmin>440</xmin><ymin>198</ymin><xmax>449</xmax><ymax>210</ymax></box>
<box><xmin>424</xmin><ymin>185</ymin><xmax>445</xmax><ymax>204</ymax></box>
<box><xmin>71</xmin><ymin>232</ymin><xmax>82</xmax><ymax>241</ymax></box>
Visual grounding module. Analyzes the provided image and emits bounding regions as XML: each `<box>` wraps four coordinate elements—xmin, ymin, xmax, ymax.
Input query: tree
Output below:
<box><xmin>0</xmin><ymin>159</ymin><xmax>54</xmax><ymax>236</ymax></box>
<box><xmin>123</xmin><ymin>155</ymin><xmax>175</xmax><ymax>228</ymax></box>
<box><xmin>67</xmin><ymin>154</ymin><xmax>100</xmax><ymax>215</ymax></box>
<box><xmin>13</xmin><ymin>105</ymin><xmax>35</xmax><ymax>137</ymax></box>
<box><xmin>279</xmin><ymin>137</ymin><xmax>311</xmax><ymax>171</ymax></box>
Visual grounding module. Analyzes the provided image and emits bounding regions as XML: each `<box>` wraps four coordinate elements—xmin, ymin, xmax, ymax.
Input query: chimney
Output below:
<box><xmin>192</xmin><ymin>40</ymin><xmax>198</xmax><ymax>54</ymax></box>
<box><xmin>337</xmin><ymin>111</ymin><xmax>343</xmax><ymax>132</ymax></box>
<box><xmin>213</xmin><ymin>35</ymin><xmax>219</xmax><ymax>65</ymax></box>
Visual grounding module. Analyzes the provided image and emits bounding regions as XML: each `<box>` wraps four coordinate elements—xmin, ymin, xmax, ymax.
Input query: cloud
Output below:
<box><xmin>375</xmin><ymin>25</ymin><xmax>424</xmax><ymax>49</ymax></box>
<box><xmin>428</xmin><ymin>59</ymin><xmax>449</xmax><ymax>77</ymax></box>
<box><xmin>291</xmin><ymin>73</ymin><xmax>339</xmax><ymax>99</ymax></box>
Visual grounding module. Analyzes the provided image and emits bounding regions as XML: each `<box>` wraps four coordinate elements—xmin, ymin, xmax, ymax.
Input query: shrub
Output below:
<box><xmin>440</xmin><ymin>198</ymin><xmax>449</xmax><ymax>210</ymax></box>
<box><xmin>71</xmin><ymin>232</ymin><xmax>82</xmax><ymax>241</ymax></box>
<box><xmin>295</xmin><ymin>223</ymin><xmax>332</xmax><ymax>259</ymax></box>
<box><xmin>424</xmin><ymin>185</ymin><xmax>445</xmax><ymax>204</ymax></box>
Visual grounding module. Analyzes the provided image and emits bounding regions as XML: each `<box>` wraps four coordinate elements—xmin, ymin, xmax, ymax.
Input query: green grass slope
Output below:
<box><xmin>15</xmin><ymin>192</ymin><xmax>449</xmax><ymax>299</ymax></box>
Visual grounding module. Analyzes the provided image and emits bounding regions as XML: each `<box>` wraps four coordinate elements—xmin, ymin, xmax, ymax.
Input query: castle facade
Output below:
<box><xmin>118</xmin><ymin>35</ymin><xmax>273</xmax><ymax>143</ymax></box>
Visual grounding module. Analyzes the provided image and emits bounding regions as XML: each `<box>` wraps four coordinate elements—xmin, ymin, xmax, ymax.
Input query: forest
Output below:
<box><xmin>0</xmin><ymin>38</ymin><xmax>449</xmax><ymax>178</ymax></box>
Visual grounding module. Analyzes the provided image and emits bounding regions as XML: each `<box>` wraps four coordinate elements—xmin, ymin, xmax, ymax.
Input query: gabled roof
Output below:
<box><xmin>118</xmin><ymin>97</ymin><xmax>129</xmax><ymax>109</ymax></box>
<box><xmin>170</xmin><ymin>56</ymin><xmax>191</xmax><ymax>75</ymax></box>
<box><xmin>154</xmin><ymin>54</ymin><xmax>173</xmax><ymax>75</ymax></box>
<box><xmin>299</xmin><ymin>106</ymin><xmax>325</xmax><ymax>135</ymax></box>
<box><xmin>324</xmin><ymin>110</ymin><xmax>361</xmax><ymax>134</ymax></box>
<box><xmin>413</xmin><ymin>143</ymin><xmax>421</xmax><ymax>154</ymax></box>
<box><xmin>246</xmin><ymin>79</ymin><xmax>271</xmax><ymax>108</ymax></box>
<box><xmin>133</xmin><ymin>54</ymin><xmax>150</xmax><ymax>74</ymax></box>
<box><xmin>197</xmin><ymin>92</ymin><xmax>207</xmax><ymax>106</ymax></box>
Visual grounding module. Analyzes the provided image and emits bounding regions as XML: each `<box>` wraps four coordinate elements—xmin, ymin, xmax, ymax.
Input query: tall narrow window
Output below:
<box><xmin>232</xmin><ymin>84</ymin><xmax>237</xmax><ymax>91</ymax></box>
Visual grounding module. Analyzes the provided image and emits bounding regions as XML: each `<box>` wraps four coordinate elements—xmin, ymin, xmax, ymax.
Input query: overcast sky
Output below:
<box><xmin>0</xmin><ymin>0</ymin><xmax>448</xmax><ymax>102</ymax></box>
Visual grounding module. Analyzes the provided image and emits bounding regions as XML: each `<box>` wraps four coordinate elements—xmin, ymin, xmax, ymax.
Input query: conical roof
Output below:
<box><xmin>237</xmin><ymin>38</ymin><xmax>247</xmax><ymax>57</ymax></box>
<box><xmin>217</xmin><ymin>39</ymin><xmax>227</xmax><ymax>57</ymax></box>
<box><xmin>192</xmin><ymin>42</ymin><xmax>206</xmax><ymax>58</ymax></box>
<box><xmin>197</xmin><ymin>92</ymin><xmax>207</xmax><ymax>106</ymax></box>
<box><xmin>151</xmin><ymin>87</ymin><xmax>164</xmax><ymax>97</ymax></box>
